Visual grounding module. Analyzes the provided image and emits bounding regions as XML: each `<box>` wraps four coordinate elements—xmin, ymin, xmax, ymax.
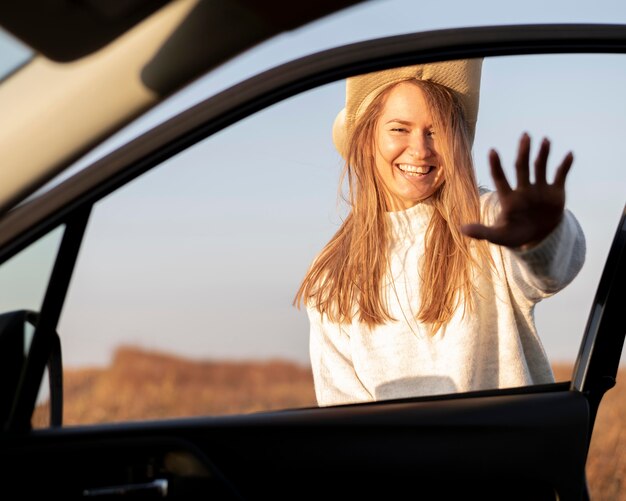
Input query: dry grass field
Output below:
<box><xmin>52</xmin><ymin>347</ymin><xmax>623</xmax><ymax>500</ymax></box>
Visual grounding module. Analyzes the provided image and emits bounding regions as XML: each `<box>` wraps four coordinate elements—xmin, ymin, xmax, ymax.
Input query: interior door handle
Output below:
<box><xmin>83</xmin><ymin>478</ymin><xmax>168</xmax><ymax>497</ymax></box>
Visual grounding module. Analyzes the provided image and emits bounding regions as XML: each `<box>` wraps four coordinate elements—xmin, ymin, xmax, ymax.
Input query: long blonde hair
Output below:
<box><xmin>294</xmin><ymin>79</ymin><xmax>491</xmax><ymax>333</ymax></box>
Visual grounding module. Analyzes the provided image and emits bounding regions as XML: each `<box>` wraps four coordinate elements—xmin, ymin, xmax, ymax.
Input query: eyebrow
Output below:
<box><xmin>385</xmin><ymin>119</ymin><xmax>413</xmax><ymax>125</ymax></box>
<box><xmin>385</xmin><ymin>119</ymin><xmax>434</xmax><ymax>129</ymax></box>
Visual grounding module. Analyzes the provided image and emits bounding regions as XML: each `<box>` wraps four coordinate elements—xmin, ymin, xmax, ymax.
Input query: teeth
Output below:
<box><xmin>397</xmin><ymin>164</ymin><xmax>432</xmax><ymax>174</ymax></box>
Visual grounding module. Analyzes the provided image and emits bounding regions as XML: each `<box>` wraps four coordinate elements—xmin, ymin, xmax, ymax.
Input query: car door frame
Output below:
<box><xmin>0</xmin><ymin>23</ymin><xmax>625</xmax><ymax>500</ymax></box>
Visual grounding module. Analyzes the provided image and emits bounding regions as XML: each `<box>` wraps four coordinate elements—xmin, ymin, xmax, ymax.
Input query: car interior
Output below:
<box><xmin>0</xmin><ymin>2</ymin><xmax>624</xmax><ymax>500</ymax></box>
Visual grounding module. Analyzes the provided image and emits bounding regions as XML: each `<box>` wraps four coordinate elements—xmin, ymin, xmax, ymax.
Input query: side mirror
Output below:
<box><xmin>0</xmin><ymin>310</ymin><xmax>63</xmax><ymax>429</ymax></box>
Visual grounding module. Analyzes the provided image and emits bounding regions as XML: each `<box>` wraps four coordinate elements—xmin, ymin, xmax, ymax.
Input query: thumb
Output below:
<box><xmin>461</xmin><ymin>223</ymin><xmax>498</xmax><ymax>242</ymax></box>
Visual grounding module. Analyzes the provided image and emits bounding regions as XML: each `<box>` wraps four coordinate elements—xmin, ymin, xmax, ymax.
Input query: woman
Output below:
<box><xmin>294</xmin><ymin>58</ymin><xmax>586</xmax><ymax>406</ymax></box>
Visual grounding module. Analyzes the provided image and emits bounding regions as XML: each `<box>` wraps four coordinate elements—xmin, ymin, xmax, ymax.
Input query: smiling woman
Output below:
<box><xmin>294</xmin><ymin>57</ymin><xmax>585</xmax><ymax>406</ymax></box>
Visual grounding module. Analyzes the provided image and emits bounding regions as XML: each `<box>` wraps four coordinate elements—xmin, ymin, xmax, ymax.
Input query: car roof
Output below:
<box><xmin>0</xmin><ymin>0</ymin><xmax>365</xmax><ymax>217</ymax></box>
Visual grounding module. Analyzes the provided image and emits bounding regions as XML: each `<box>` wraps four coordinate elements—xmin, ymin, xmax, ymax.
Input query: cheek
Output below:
<box><xmin>374</xmin><ymin>148</ymin><xmax>387</xmax><ymax>179</ymax></box>
<box><xmin>374</xmin><ymin>143</ymin><xmax>395</xmax><ymax>178</ymax></box>
<box><xmin>376</xmin><ymin>137</ymin><xmax>403</xmax><ymax>163</ymax></box>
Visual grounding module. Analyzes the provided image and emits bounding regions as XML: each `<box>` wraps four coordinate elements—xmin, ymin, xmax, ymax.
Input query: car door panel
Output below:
<box><xmin>1</xmin><ymin>388</ymin><xmax>588</xmax><ymax>499</ymax></box>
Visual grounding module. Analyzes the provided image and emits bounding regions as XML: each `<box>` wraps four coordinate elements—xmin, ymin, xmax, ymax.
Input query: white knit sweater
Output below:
<box><xmin>307</xmin><ymin>190</ymin><xmax>586</xmax><ymax>407</ymax></box>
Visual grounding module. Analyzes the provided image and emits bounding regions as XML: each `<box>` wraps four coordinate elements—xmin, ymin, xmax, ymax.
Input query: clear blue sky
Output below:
<box><xmin>1</xmin><ymin>0</ymin><xmax>626</xmax><ymax>369</ymax></box>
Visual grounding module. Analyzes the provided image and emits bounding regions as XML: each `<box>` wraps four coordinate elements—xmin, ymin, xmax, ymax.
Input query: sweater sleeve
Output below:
<box><xmin>481</xmin><ymin>191</ymin><xmax>586</xmax><ymax>303</ymax></box>
<box><xmin>509</xmin><ymin>209</ymin><xmax>586</xmax><ymax>300</ymax></box>
<box><xmin>307</xmin><ymin>305</ymin><xmax>373</xmax><ymax>406</ymax></box>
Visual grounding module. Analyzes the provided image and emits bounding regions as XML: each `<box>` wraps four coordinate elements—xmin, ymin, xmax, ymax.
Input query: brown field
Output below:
<box><xmin>42</xmin><ymin>347</ymin><xmax>624</xmax><ymax>500</ymax></box>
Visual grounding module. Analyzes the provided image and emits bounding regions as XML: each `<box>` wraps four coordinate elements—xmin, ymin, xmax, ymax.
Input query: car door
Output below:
<box><xmin>0</xmin><ymin>24</ymin><xmax>624</xmax><ymax>501</ymax></box>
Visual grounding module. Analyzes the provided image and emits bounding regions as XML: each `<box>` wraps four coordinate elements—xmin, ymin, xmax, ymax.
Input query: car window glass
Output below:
<box><xmin>56</xmin><ymin>53</ymin><xmax>625</xmax><ymax>427</ymax></box>
<box><xmin>0</xmin><ymin>226</ymin><xmax>64</xmax><ymax>314</ymax></box>
<box><xmin>0</xmin><ymin>226</ymin><xmax>65</xmax><ymax>428</ymax></box>
<box><xmin>31</xmin><ymin>364</ymin><xmax>51</xmax><ymax>429</ymax></box>
<box><xmin>57</xmin><ymin>82</ymin><xmax>342</xmax><ymax>425</ymax></box>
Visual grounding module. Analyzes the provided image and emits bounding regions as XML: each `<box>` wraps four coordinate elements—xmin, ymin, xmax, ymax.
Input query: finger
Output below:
<box><xmin>515</xmin><ymin>133</ymin><xmax>531</xmax><ymax>188</ymax></box>
<box><xmin>489</xmin><ymin>149</ymin><xmax>512</xmax><ymax>196</ymax></box>
<box><xmin>534</xmin><ymin>137</ymin><xmax>550</xmax><ymax>185</ymax></box>
<box><xmin>553</xmin><ymin>151</ymin><xmax>574</xmax><ymax>187</ymax></box>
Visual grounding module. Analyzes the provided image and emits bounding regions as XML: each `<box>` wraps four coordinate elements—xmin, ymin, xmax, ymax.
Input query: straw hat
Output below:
<box><xmin>332</xmin><ymin>58</ymin><xmax>483</xmax><ymax>158</ymax></box>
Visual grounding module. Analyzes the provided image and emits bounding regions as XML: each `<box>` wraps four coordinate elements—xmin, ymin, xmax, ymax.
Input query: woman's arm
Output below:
<box><xmin>503</xmin><ymin>206</ymin><xmax>585</xmax><ymax>301</ymax></box>
<box><xmin>464</xmin><ymin>133</ymin><xmax>585</xmax><ymax>301</ymax></box>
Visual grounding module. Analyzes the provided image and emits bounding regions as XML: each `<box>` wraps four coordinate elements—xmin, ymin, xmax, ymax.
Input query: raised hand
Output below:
<box><xmin>461</xmin><ymin>133</ymin><xmax>573</xmax><ymax>249</ymax></box>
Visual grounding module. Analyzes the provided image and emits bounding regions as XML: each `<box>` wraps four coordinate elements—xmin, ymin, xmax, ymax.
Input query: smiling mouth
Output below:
<box><xmin>396</xmin><ymin>163</ymin><xmax>435</xmax><ymax>176</ymax></box>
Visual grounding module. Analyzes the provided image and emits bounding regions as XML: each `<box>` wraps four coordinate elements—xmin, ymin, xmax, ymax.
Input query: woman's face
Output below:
<box><xmin>374</xmin><ymin>82</ymin><xmax>444</xmax><ymax>210</ymax></box>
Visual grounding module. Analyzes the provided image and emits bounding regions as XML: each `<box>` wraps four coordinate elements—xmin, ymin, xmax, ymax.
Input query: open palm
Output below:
<box><xmin>462</xmin><ymin>133</ymin><xmax>573</xmax><ymax>249</ymax></box>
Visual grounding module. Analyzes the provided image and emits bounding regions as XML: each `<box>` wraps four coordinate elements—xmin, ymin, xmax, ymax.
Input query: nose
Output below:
<box><xmin>408</xmin><ymin>134</ymin><xmax>432</xmax><ymax>159</ymax></box>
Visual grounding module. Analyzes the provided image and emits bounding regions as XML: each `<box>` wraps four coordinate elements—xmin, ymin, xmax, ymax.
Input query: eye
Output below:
<box><xmin>427</xmin><ymin>129</ymin><xmax>436</xmax><ymax>137</ymax></box>
<box><xmin>390</xmin><ymin>127</ymin><xmax>408</xmax><ymax>133</ymax></box>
